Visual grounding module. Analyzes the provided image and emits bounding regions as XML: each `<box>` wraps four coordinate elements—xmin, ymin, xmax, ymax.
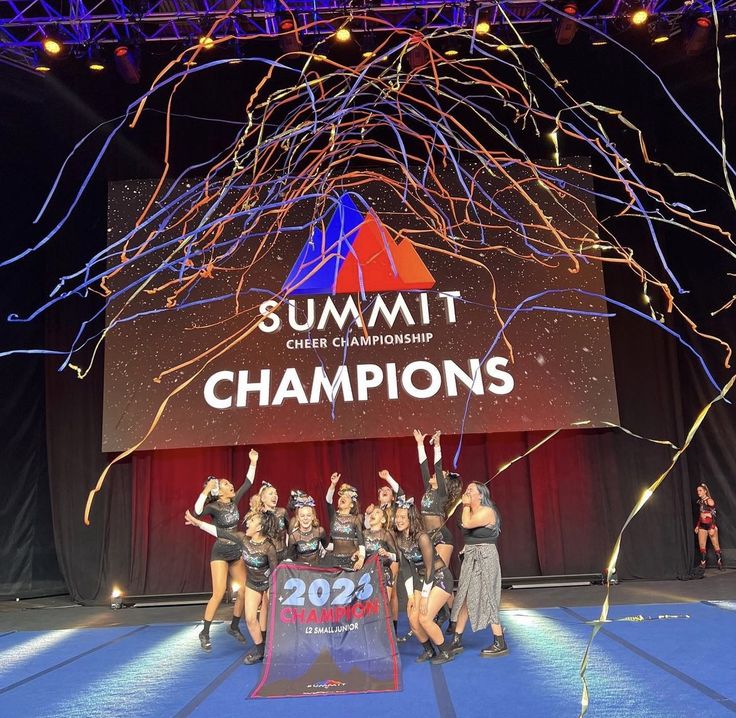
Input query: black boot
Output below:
<box><xmin>481</xmin><ymin>632</ymin><xmax>509</xmax><ymax>658</ymax></box>
<box><xmin>416</xmin><ymin>640</ymin><xmax>436</xmax><ymax>663</ymax></box>
<box><xmin>397</xmin><ymin>629</ymin><xmax>414</xmax><ymax>643</ymax></box>
<box><xmin>243</xmin><ymin>642</ymin><xmax>265</xmax><ymax>664</ymax></box>
<box><xmin>430</xmin><ymin>641</ymin><xmax>455</xmax><ymax>665</ymax></box>
<box><xmin>198</xmin><ymin>630</ymin><xmax>212</xmax><ymax>652</ymax></box>
<box><xmin>227</xmin><ymin>617</ymin><xmax>246</xmax><ymax>643</ymax></box>
<box><xmin>700</xmin><ymin>552</ymin><xmax>707</xmax><ymax>567</ymax></box>
<box><xmin>717</xmin><ymin>552</ymin><xmax>723</xmax><ymax>570</ymax></box>
<box><xmin>445</xmin><ymin>620</ymin><xmax>456</xmax><ymax>635</ymax></box>
<box><xmin>449</xmin><ymin>632</ymin><xmax>464</xmax><ymax>655</ymax></box>
<box><xmin>434</xmin><ymin>604</ymin><xmax>450</xmax><ymax>628</ymax></box>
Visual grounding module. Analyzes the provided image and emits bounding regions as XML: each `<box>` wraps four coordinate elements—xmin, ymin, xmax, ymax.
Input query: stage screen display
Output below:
<box><xmin>103</xmin><ymin>159</ymin><xmax>619</xmax><ymax>451</ymax></box>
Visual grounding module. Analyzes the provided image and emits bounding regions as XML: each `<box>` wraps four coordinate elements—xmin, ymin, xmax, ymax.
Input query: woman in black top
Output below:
<box><xmin>287</xmin><ymin>495</ymin><xmax>329</xmax><ymax>565</ymax></box>
<box><xmin>192</xmin><ymin>448</ymin><xmax>258</xmax><ymax>651</ymax></box>
<box><xmin>186</xmin><ymin>508</ymin><xmax>278</xmax><ymax>665</ymax></box>
<box><xmin>394</xmin><ymin>499</ymin><xmax>454</xmax><ymax>665</ymax></box>
<box><xmin>325</xmin><ymin>473</ymin><xmax>366</xmax><ymax>570</ymax></box>
<box><xmin>448</xmin><ymin>482</ymin><xmax>507</xmax><ymax>658</ymax></box>
<box><xmin>414</xmin><ymin>430</ymin><xmax>462</xmax><ymax>569</ymax></box>
<box><xmin>695</xmin><ymin>483</ymin><xmax>722</xmax><ymax>569</ymax></box>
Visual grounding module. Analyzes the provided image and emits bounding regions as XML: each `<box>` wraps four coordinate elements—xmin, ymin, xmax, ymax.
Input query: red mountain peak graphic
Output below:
<box><xmin>334</xmin><ymin>211</ymin><xmax>435</xmax><ymax>294</ymax></box>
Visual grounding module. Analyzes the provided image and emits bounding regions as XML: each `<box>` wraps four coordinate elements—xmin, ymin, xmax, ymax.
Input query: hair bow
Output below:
<box><xmin>295</xmin><ymin>495</ymin><xmax>316</xmax><ymax>508</ymax></box>
<box><xmin>396</xmin><ymin>496</ymin><xmax>415</xmax><ymax>509</ymax></box>
<box><xmin>259</xmin><ymin>481</ymin><xmax>274</xmax><ymax>491</ymax></box>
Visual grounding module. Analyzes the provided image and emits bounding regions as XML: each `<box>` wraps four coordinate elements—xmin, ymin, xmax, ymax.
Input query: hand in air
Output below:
<box><xmin>185</xmin><ymin>510</ymin><xmax>200</xmax><ymax>526</ymax></box>
<box><xmin>330</xmin><ymin>472</ymin><xmax>341</xmax><ymax>485</ymax></box>
<box><xmin>378</xmin><ymin>470</ymin><xmax>391</xmax><ymax>481</ymax></box>
<box><xmin>413</xmin><ymin>429</ymin><xmax>427</xmax><ymax>444</ymax></box>
<box><xmin>249</xmin><ymin>449</ymin><xmax>259</xmax><ymax>463</ymax></box>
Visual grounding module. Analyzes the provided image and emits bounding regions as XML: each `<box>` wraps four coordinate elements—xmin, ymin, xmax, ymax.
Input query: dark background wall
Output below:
<box><xmin>1</xmin><ymin>33</ymin><xmax>734</xmax><ymax>602</ymax></box>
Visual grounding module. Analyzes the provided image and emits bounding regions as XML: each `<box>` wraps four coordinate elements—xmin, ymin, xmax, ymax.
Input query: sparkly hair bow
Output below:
<box><xmin>294</xmin><ymin>495</ymin><xmax>316</xmax><ymax>508</ymax></box>
<box><xmin>338</xmin><ymin>485</ymin><xmax>359</xmax><ymax>501</ymax></box>
<box><xmin>290</xmin><ymin>489</ymin><xmax>307</xmax><ymax>499</ymax></box>
<box><xmin>396</xmin><ymin>496</ymin><xmax>415</xmax><ymax>509</ymax></box>
<box><xmin>259</xmin><ymin>481</ymin><xmax>274</xmax><ymax>492</ymax></box>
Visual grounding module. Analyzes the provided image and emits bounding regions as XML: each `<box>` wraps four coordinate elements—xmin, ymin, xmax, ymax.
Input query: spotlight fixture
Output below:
<box><xmin>361</xmin><ymin>32</ymin><xmax>377</xmax><ymax>58</ymax></box>
<box><xmin>555</xmin><ymin>2</ymin><xmax>579</xmax><ymax>45</ymax></box>
<box><xmin>87</xmin><ymin>47</ymin><xmax>105</xmax><ymax>72</ymax></box>
<box><xmin>198</xmin><ymin>35</ymin><xmax>215</xmax><ymax>50</ymax></box>
<box><xmin>334</xmin><ymin>25</ymin><xmax>352</xmax><ymax>43</ymax></box>
<box><xmin>443</xmin><ymin>37</ymin><xmax>460</xmax><ymax>57</ymax></box>
<box><xmin>631</xmin><ymin>7</ymin><xmax>649</xmax><ymax>26</ymax></box>
<box><xmin>650</xmin><ymin>17</ymin><xmax>671</xmax><ymax>44</ymax></box>
<box><xmin>406</xmin><ymin>33</ymin><xmax>429</xmax><ymax>69</ymax></box>
<box><xmin>684</xmin><ymin>14</ymin><xmax>712</xmax><ymax>55</ymax></box>
<box><xmin>114</xmin><ymin>45</ymin><xmax>141</xmax><ymax>84</ymax></box>
<box><xmin>277</xmin><ymin>11</ymin><xmax>302</xmax><ymax>53</ymax></box>
<box><xmin>111</xmin><ymin>587</ymin><xmax>123</xmax><ymax>610</ymax></box>
<box><xmin>42</xmin><ymin>33</ymin><xmax>63</xmax><ymax>56</ymax></box>
<box><xmin>474</xmin><ymin>5</ymin><xmax>492</xmax><ymax>36</ymax></box>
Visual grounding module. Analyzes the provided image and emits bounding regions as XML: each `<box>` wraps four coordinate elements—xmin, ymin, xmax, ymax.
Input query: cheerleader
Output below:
<box><xmin>364</xmin><ymin>504</ymin><xmax>399</xmax><ymax>630</ymax></box>
<box><xmin>185</xmin><ymin>509</ymin><xmax>278</xmax><ymax>664</ymax></box>
<box><xmin>695</xmin><ymin>483</ymin><xmax>723</xmax><ymax>569</ymax></box>
<box><xmin>287</xmin><ymin>495</ymin><xmax>329</xmax><ymax>565</ymax></box>
<box><xmin>192</xmin><ymin>449</ymin><xmax>258</xmax><ymax>651</ymax></box>
<box><xmin>249</xmin><ymin>482</ymin><xmax>288</xmax><ymax>635</ymax></box>
<box><xmin>394</xmin><ymin>498</ymin><xmax>454</xmax><ymax>665</ymax></box>
<box><xmin>414</xmin><ymin>430</ymin><xmax>462</xmax><ymax>630</ymax></box>
<box><xmin>365</xmin><ymin>469</ymin><xmax>404</xmax><ymax>634</ymax></box>
<box><xmin>325</xmin><ymin>473</ymin><xmax>365</xmax><ymax>569</ymax></box>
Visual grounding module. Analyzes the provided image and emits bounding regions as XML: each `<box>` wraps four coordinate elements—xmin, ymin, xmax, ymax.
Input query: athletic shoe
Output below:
<box><xmin>198</xmin><ymin>630</ymin><xmax>212</xmax><ymax>652</ymax></box>
<box><xmin>396</xmin><ymin>630</ymin><xmax>414</xmax><ymax>643</ymax></box>
<box><xmin>227</xmin><ymin>626</ymin><xmax>246</xmax><ymax>643</ymax></box>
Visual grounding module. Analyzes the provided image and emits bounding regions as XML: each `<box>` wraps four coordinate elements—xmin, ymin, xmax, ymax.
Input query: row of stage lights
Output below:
<box><xmin>35</xmin><ymin>6</ymin><xmax>736</xmax><ymax>77</ymax></box>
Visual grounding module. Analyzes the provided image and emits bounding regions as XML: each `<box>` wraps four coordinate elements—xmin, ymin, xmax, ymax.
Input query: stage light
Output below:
<box><xmin>277</xmin><ymin>11</ymin><xmax>302</xmax><ymax>53</ymax></box>
<box><xmin>555</xmin><ymin>2</ymin><xmax>579</xmax><ymax>45</ymax></box>
<box><xmin>474</xmin><ymin>6</ymin><xmax>492</xmax><ymax>36</ymax></box>
<box><xmin>495</xmin><ymin>43</ymin><xmax>510</xmax><ymax>52</ymax></box>
<box><xmin>335</xmin><ymin>26</ymin><xmax>352</xmax><ymax>43</ymax></box>
<box><xmin>111</xmin><ymin>587</ymin><xmax>123</xmax><ymax>610</ymax></box>
<box><xmin>650</xmin><ymin>18</ymin><xmax>671</xmax><ymax>44</ymax></box>
<box><xmin>443</xmin><ymin>38</ymin><xmax>460</xmax><ymax>57</ymax></box>
<box><xmin>198</xmin><ymin>35</ymin><xmax>215</xmax><ymax>50</ymax></box>
<box><xmin>361</xmin><ymin>33</ymin><xmax>377</xmax><ymax>58</ymax></box>
<box><xmin>406</xmin><ymin>33</ymin><xmax>429</xmax><ymax>69</ymax></box>
<box><xmin>87</xmin><ymin>47</ymin><xmax>105</xmax><ymax>72</ymax></box>
<box><xmin>684</xmin><ymin>14</ymin><xmax>712</xmax><ymax>55</ymax></box>
<box><xmin>631</xmin><ymin>8</ymin><xmax>649</xmax><ymax>26</ymax></box>
<box><xmin>42</xmin><ymin>34</ymin><xmax>63</xmax><ymax>57</ymax></box>
<box><xmin>114</xmin><ymin>45</ymin><xmax>141</xmax><ymax>84</ymax></box>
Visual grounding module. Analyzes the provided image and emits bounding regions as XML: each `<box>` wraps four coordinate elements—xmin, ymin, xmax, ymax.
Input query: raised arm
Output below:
<box><xmin>379</xmin><ymin>470</ymin><xmax>405</xmax><ymax>502</ymax></box>
<box><xmin>414</xmin><ymin>429</ymin><xmax>431</xmax><ymax>490</ymax></box>
<box><xmin>194</xmin><ymin>479</ymin><xmax>218</xmax><ymax>516</ymax></box>
<box><xmin>325</xmin><ymin>472</ymin><xmax>340</xmax><ymax>521</ymax></box>
<box><xmin>233</xmin><ymin>449</ymin><xmax>259</xmax><ymax>504</ymax></box>
<box><xmin>430</xmin><ymin>431</ymin><xmax>447</xmax><ymax>499</ymax></box>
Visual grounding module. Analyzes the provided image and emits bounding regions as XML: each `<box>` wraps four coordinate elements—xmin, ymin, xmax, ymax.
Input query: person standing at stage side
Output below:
<box><xmin>287</xmin><ymin>495</ymin><xmax>329</xmax><ymax>565</ymax></box>
<box><xmin>414</xmin><ymin>430</ymin><xmax>463</xmax><ymax>630</ymax></box>
<box><xmin>186</xmin><ymin>509</ymin><xmax>278</xmax><ymax>664</ymax></box>
<box><xmin>448</xmin><ymin>482</ymin><xmax>508</xmax><ymax>658</ymax></box>
<box><xmin>365</xmin><ymin>469</ymin><xmax>404</xmax><ymax>635</ymax></box>
<box><xmin>695</xmin><ymin>483</ymin><xmax>723</xmax><ymax>569</ymax></box>
<box><xmin>192</xmin><ymin>449</ymin><xmax>258</xmax><ymax>651</ymax></box>
<box><xmin>394</xmin><ymin>498</ymin><xmax>454</xmax><ymax>665</ymax></box>
<box><xmin>325</xmin><ymin>473</ymin><xmax>366</xmax><ymax>570</ymax></box>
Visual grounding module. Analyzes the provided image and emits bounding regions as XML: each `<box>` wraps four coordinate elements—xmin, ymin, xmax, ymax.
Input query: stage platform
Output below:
<box><xmin>1</xmin><ymin>570</ymin><xmax>735</xmax><ymax>717</ymax></box>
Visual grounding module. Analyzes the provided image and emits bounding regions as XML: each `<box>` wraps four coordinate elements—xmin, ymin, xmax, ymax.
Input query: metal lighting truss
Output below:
<box><xmin>1</xmin><ymin>0</ymin><xmax>735</xmax><ymax>70</ymax></box>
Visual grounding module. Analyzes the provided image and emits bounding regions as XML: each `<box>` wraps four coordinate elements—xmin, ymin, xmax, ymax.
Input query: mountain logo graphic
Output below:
<box><xmin>282</xmin><ymin>193</ymin><xmax>436</xmax><ymax>295</ymax></box>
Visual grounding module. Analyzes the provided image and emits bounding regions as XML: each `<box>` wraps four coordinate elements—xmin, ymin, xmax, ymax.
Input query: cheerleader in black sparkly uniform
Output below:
<box><xmin>186</xmin><ymin>509</ymin><xmax>278</xmax><ymax>664</ymax></box>
<box><xmin>695</xmin><ymin>483</ymin><xmax>723</xmax><ymax>569</ymax></box>
<box><xmin>287</xmin><ymin>495</ymin><xmax>329</xmax><ymax>565</ymax></box>
<box><xmin>364</xmin><ymin>504</ymin><xmax>399</xmax><ymax>630</ymax></box>
<box><xmin>249</xmin><ymin>482</ymin><xmax>289</xmax><ymax>634</ymax></box>
<box><xmin>325</xmin><ymin>473</ymin><xmax>366</xmax><ymax>569</ymax></box>
<box><xmin>394</xmin><ymin>498</ymin><xmax>455</xmax><ymax>665</ymax></box>
<box><xmin>287</xmin><ymin>489</ymin><xmax>309</xmax><ymax>531</ymax></box>
<box><xmin>192</xmin><ymin>449</ymin><xmax>258</xmax><ymax>651</ymax></box>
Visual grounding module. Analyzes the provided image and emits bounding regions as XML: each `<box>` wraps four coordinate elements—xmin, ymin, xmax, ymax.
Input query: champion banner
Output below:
<box><xmin>252</xmin><ymin>556</ymin><xmax>401</xmax><ymax>698</ymax></box>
